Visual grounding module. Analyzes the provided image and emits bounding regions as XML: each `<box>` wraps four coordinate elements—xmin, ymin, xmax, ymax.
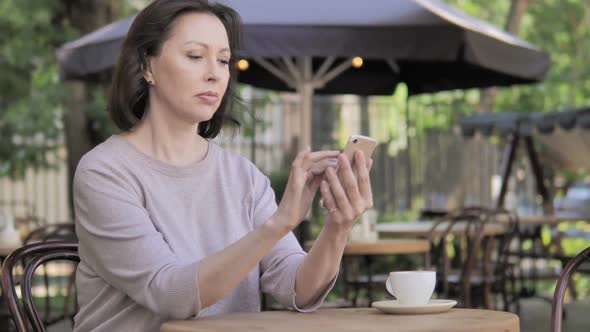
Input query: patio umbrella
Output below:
<box><xmin>56</xmin><ymin>0</ymin><xmax>550</xmax><ymax>148</ymax></box>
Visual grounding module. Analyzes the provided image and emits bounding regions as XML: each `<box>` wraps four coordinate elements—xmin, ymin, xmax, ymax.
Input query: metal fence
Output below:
<box><xmin>217</xmin><ymin>96</ymin><xmax>509</xmax><ymax>217</ymax></box>
<box><xmin>0</xmin><ymin>145</ymin><xmax>70</xmax><ymax>225</ymax></box>
<box><xmin>2</xmin><ymin>96</ymin><xmax>538</xmax><ymax>226</ymax></box>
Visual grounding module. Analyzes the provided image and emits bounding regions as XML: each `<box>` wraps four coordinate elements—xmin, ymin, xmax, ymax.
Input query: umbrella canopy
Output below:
<box><xmin>56</xmin><ymin>0</ymin><xmax>551</xmax><ymax>147</ymax></box>
<box><xmin>57</xmin><ymin>0</ymin><xmax>550</xmax><ymax>93</ymax></box>
<box><xmin>460</xmin><ymin>107</ymin><xmax>590</xmax><ymax>171</ymax></box>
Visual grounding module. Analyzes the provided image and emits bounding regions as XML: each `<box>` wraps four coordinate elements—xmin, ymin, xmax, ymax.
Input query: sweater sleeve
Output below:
<box><xmin>251</xmin><ymin>168</ymin><xmax>336</xmax><ymax>311</ymax></box>
<box><xmin>73</xmin><ymin>165</ymin><xmax>201</xmax><ymax>319</ymax></box>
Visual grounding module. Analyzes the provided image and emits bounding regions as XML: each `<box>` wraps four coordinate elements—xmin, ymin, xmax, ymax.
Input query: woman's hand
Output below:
<box><xmin>320</xmin><ymin>150</ymin><xmax>373</xmax><ymax>234</ymax></box>
<box><xmin>271</xmin><ymin>147</ymin><xmax>339</xmax><ymax>234</ymax></box>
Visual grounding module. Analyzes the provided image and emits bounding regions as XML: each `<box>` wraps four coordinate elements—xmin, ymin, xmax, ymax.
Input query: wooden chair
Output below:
<box><xmin>1</xmin><ymin>241</ymin><xmax>79</xmax><ymax>332</ymax></box>
<box><xmin>23</xmin><ymin>223</ymin><xmax>76</xmax><ymax>244</ymax></box>
<box><xmin>551</xmin><ymin>246</ymin><xmax>590</xmax><ymax>332</ymax></box>
<box><xmin>430</xmin><ymin>207</ymin><xmax>520</xmax><ymax>311</ymax></box>
<box><xmin>22</xmin><ymin>223</ymin><xmax>78</xmax><ymax>328</ymax></box>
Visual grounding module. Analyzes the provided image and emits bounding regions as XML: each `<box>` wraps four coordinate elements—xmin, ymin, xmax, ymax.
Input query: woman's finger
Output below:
<box><xmin>336</xmin><ymin>154</ymin><xmax>363</xmax><ymax>213</ymax></box>
<box><xmin>320</xmin><ymin>180</ymin><xmax>338</xmax><ymax>214</ymax></box>
<box><xmin>325</xmin><ymin>165</ymin><xmax>353</xmax><ymax>217</ymax></box>
<box><xmin>288</xmin><ymin>147</ymin><xmax>310</xmax><ymax>189</ymax></box>
<box><xmin>302</xmin><ymin>150</ymin><xmax>340</xmax><ymax>170</ymax></box>
<box><xmin>309</xmin><ymin>158</ymin><xmax>338</xmax><ymax>175</ymax></box>
<box><xmin>291</xmin><ymin>147</ymin><xmax>310</xmax><ymax>169</ymax></box>
<box><xmin>355</xmin><ymin>151</ymin><xmax>373</xmax><ymax>207</ymax></box>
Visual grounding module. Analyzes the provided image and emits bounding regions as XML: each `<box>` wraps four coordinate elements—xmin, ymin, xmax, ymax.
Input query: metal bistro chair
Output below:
<box><xmin>551</xmin><ymin>246</ymin><xmax>590</xmax><ymax>332</ymax></box>
<box><xmin>23</xmin><ymin>223</ymin><xmax>78</xmax><ymax>328</ymax></box>
<box><xmin>429</xmin><ymin>207</ymin><xmax>520</xmax><ymax>311</ymax></box>
<box><xmin>1</xmin><ymin>241</ymin><xmax>79</xmax><ymax>332</ymax></box>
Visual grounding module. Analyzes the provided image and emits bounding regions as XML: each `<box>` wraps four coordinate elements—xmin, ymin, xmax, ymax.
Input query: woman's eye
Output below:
<box><xmin>188</xmin><ymin>55</ymin><xmax>202</xmax><ymax>60</ymax></box>
<box><xmin>219</xmin><ymin>59</ymin><xmax>230</xmax><ymax>65</ymax></box>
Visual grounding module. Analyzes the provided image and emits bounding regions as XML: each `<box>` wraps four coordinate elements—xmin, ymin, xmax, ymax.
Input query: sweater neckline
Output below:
<box><xmin>109</xmin><ymin>134</ymin><xmax>216</xmax><ymax>178</ymax></box>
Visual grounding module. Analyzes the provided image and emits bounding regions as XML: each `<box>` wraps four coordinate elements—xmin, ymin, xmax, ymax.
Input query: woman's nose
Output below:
<box><xmin>204</xmin><ymin>59</ymin><xmax>220</xmax><ymax>82</ymax></box>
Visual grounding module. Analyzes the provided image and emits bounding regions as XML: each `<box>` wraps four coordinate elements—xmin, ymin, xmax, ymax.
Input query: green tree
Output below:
<box><xmin>0</xmin><ymin>0</ymin><xmax>75</xmax><ymax>178</ymax></box>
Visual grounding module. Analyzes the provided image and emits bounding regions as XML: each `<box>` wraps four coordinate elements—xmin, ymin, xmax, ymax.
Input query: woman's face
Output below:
<box><xmin>145</xmin><ymin>12</ymin><xmax>231</xmax><ymax>125</ymax></box>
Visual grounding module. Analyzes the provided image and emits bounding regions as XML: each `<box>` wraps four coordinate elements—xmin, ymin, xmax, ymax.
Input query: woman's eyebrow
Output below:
<box><xmin>184</xmin><ymin>40</ymin><xmax>230</xmax><ymax>53</ymax></box>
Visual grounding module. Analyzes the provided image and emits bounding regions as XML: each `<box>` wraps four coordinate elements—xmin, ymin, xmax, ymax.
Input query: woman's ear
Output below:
<box><xmin>142</xmin><ymin>57</ymin><xmax>155</xmax><ymax>85</ymax></box>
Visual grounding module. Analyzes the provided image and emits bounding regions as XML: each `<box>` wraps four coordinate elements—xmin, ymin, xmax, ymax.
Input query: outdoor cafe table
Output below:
<box><xmin>314</xmin><ymin>239</ymin><xmax>430</xmax><ymax>305</ymax></box>
<box><xmin>509</xmin><ymin>214</ymin><xmax>582</xmax><ymax>226</ymax></box>
<box><xmin>304</xmin><ymin>239</ymin><xmax>430</xmax><ymax>256</ymax></box>
<box><xmin>161</xmin><ymin>308</ymin><xmax>520</xmax><ymax>332</ymax></box>
<box><xmin>305</xmin><ymin>239</ymin><xmax>430</xmax><ymax>305</ymax></box>
<box><xmin>0</xmin><ymin>246</ymin><xmax>18</xmax><ymax>258</ymax></box>
<box><xmin>375</xmin><ymin>221</ymin><xmax>506</xmax><ymax>238</ymax></box>
<box><xmin>341</xmin><ymin>239</ymin><xmax>430</xmax><ymax>255</ymax></box>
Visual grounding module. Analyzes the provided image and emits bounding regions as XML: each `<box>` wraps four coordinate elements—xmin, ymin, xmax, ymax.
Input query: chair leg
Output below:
<box><xmin>63</xmin><ymin>271</ymin><xmax>77</xmax><ymax>325</ymax></box>
<box><xmin>567</xmin><ymin>278</ymin><xmax>578</xmax><ymax>300</ymax></box>
<box><xmin>43</xmin><ymin>264</ymin><xmax>50</xmax><ymax>324</ymax></box>
<box><xmin>352</xmin><ymin>284</ymin><xmax>359</xmax><ymax>307</ymax></box>
<box><xmin>482</xmin><ymin>281</ymin><xmax>493</xmax><ymax>310</ymax></box>
<box><xmin>502</xmin><ymin>283</ymin><xmax>510</xmax><ymax>312</ymax></box>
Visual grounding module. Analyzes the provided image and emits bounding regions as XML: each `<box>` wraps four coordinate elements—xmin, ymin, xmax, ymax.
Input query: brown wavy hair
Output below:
<box><xmin>108</xmin><ymin>0</ymin><xmax>242</xmax><ymax>138</ymax></box>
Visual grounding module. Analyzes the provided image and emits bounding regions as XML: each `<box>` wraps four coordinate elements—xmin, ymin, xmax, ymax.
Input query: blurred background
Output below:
<box><xmin>1</xmin><ymin>1</ymin><xmax>590</xmax><ymax>331</ymax></box>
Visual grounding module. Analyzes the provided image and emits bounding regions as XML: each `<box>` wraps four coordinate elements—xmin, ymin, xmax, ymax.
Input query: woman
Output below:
<box><xmin>73</xmin><ymin>1</ymin><xmax>373</xmax><ymax>331</ymax></box>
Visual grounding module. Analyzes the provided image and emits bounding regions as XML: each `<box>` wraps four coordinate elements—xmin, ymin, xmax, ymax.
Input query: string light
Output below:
<box><xmin>352</xmin><ymin>57</ymin><xmax>363</xmax><ymax>68</ymax></box>
<box><xmin>237</xmin><ymin>59</ymin><xmax>249</xmax><ymax>71</ymax></box>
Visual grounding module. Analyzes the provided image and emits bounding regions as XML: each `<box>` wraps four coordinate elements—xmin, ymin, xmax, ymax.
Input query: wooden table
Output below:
<box><xmin>305</xmin><ymin>240</ymin><xmax>430</xmax><ymax>306</ymax></box>
<box><xmin>517</xmin><ymin>214</ymin><xmax>585</xmax><ymax>226</ymax></box>
<box><xmin>375</xmin><ymin>221</ymin><xmax>506</xmax><ymax>238</ymax></box>
<box><xmin>161</xmin><ymin>308</ymin><xmax>520</xmax><ymax>332</ymax></box>
<box><xmin>306</xmin><ymin>239</ymin><xmax>430</xmax><ymax>255</ymax></box>
<box><xmin>343</xmin><ymin>239</ymin><xmax>430</xmax><ymax>255</ymax></box>
<box><xmin>0</xmin><ymin>246</ymin><xmax>18</xmax><ymax>258</ymax></box>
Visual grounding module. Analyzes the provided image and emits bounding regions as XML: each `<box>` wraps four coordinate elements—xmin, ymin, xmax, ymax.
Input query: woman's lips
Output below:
<box><xmin>196</xmin><ymin>92</ymin><xmax>219</xmax><ymax>104</ymax></box>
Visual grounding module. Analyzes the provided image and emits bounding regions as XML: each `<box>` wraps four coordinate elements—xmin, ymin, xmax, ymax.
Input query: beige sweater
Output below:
<box><xmin>73</xmin><ymin>135</ymin><xmax>334</xmax><ymax>332</ymax></box>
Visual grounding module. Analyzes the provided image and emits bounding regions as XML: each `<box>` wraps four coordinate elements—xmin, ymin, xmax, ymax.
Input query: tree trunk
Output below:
<box><xmin>477</xmin><ymin>0</ymin><xmax>530</xmax><ymax>114</ymax></box>
<box><xmin>60</xmin><ymin>0</ymin><xmax>119</xmax><ymax>217</ymax></box>
<box><xmin>447</xmin><ymin>0</ymin><xmax>529</xmax><ymax>211</ymax></box>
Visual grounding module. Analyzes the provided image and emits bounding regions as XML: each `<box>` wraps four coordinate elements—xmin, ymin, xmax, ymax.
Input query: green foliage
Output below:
<box><xmin>429</xmin><ymin>0</ymin><xmax>590</xmax><ymax>117</ymax></box>
<box><xmin>0</xmin><ymin>1</ymin><xmax>144</xmax><ymax>178</ymax></box>
<box><xmin>269</xmin><ymin>169</ymin><xmax>290</xmax><ymax>204</ymax></box>
<box><xmin>392</xmin><ymin>0</ymin><xmax>590</xmax><ymax>134</ymax></box>
<box><xmin>86</xmin><ymin>88</ymin><xmax>117</xmax><ymax>142</ymax></box>
<box><xmin>234</xmin><ymin>86</ymin><xmax>277</xmax><ymax>138</ymax></box>
<box><xmin>0</xmin><ymin>1</ymin><xmax>76</xmax><ymax>178</ymax></box>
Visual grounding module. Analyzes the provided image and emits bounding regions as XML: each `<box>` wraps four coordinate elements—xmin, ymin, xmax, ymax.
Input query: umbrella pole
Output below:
<box><xmin>299</xmin><ymin>82</ymin><xmax>313</xmax><ymax>150</ymax></box>
<box><xmin>406</xmin><ymin>95</ymin><xmax>413</xmax><ymax>211</ymax></box>
<box><xmin>299</xmin><ymin>57</ymin><xmax>314</xmax><ymax>150</ymax></box>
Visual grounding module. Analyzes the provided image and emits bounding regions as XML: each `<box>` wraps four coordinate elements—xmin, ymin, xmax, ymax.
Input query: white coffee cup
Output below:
<box><xmin>385</xmin><ymin>271</ymin><xmax>436</xmax><ymax>306</ymax></box>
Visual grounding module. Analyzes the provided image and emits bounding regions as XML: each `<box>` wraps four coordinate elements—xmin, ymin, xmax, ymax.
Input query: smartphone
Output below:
<box><xmin>342</xmin><ymin>134</ymin><xmax>377</xmax><ymax>168</ymax></box>
<box><xmin>319</xmin><ymin>134</ymin><xmax>377</xmax><ymax>209</ymax></box>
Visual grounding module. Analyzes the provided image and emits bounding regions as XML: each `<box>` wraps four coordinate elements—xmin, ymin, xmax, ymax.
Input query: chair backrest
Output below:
<box><xmin>1</xmin><ymin>241</ymin><xmax>79</xmax><ymax>332</ymax></box>
<box><xmin>429</xmin><ymin>206</ymin><xmax>519</xmax><ymax>308</ymax></box>
<box><xmin>22</xmin><ymin>223</ymin><xmax>78</xmax><ymax>327</ymax></box>
<box><xmin>24</xmin><ymin>223</ymin><xmax>77</xmax><ymax>244</ymax></box>
<box><xmin>551</xmin><ymin>246</ymin><xmax>590</xmax><ymax>332</ymax></box>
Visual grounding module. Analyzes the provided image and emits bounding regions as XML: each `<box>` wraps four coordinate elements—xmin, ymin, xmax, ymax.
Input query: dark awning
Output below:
<box><xmin>460</xmin><ymin>107</ymin><xmax>590</xmax><ymax>171</ymax></box>
<box><xmin>460</xmin><ymin>107</ymin><xmax>590</xmax><ymax>138</ymax></box>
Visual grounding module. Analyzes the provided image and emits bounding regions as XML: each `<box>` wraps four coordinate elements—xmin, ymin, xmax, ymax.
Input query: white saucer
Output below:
<box><xmin>372</xmin><ymin>299</ymin><xmax>457</xmax><ymax>315</ymax></box>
